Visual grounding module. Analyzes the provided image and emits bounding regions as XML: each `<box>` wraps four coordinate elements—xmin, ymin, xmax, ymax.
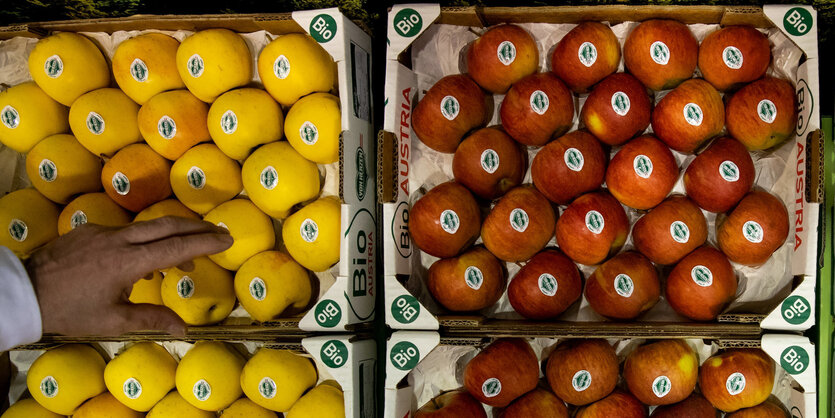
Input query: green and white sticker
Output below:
<box><xmin>38</xmin><ymin>159</ymin><xmax>57</xmax><ymax>182</ymax></box>
<box><xmin>758</xmin><ymin>99</ymin><xmax>777</xmax><ymax>124</ymax></box>
<box><xmin>187</xmin><ymin>166</ymin><xmax>206</xmax><ymax>190</ymax></box>
<box><xmin>691</xmin><ymin>265</ymin><xmax>713</xmax><ymax>287</ymax></box>
<box><xmin>683</xmin><ymin>103</ymin><xmax>703</xmax><ymax>127</ymax></box>
<box><xmin>634</xmin><ymin>155</ymin><xmax>653</xmax><ymax>179</ymax></box>
<box><xmin>130</xmin><ymin>58</ymin><xmax>149</xmax><ymax>82</ymax></box>
<box><xmin>112</xmin><ymin>172</ymin><xmax>130</xmax><ymax>196</ymax></box>
<box><xmin>221</xmin><ymin>110</ymin><xmax>238</xmax><ymax>134</ymax></box>
<box><xmin>615</xmin><ymin>274</ymin><xmax>634</xmax><ymax>298</ymax></box>
<box><xmin>70</xmin><ymin>210</ymin><xmax>88</xmax><ymax>230</ymax></box>
<box><xmin>440</xmin><ymin>209</ymin><xmax>460</xmax><ymax>234</ymax></box>
<box><xmin>719</xmin><ymin>161</ymin><xmax>740</xmax><ymax>182</ymax></box>
<box><xmin>538</xmin><ymin>273</ymin><xmax>558</xmax><ymax>297</ymax></box>
<box><xmin>44</xmin><ymin>55</ymin><xmax>63</xmax><ymax>78</ymax></box>
<box><xmin>259</xmin><ymin>377</ymin><xmax>277</xmax><ymax>399</ymax></box>
<box><xmin>585</xmin><ymin>210</ymin><xmax>604</xmax><ymax>235</ymax></box>
<box><xmin>723</xmin><ymin>46</ymin><xmax>743</xmax><ymax>70</ymax></box>
<box><xmin>465</xmin><ymin>266</ymin><xmax>483</xmax><ymax>290</ymax></box>
<box><xmin>260</xmin><ymin>166</ymin><xmax>278</xmax><ymax>190</ymax></box>
<box><xmin>187</xmin><ymin>54</ymin><xmax>204</xmax><ymax>78</ymax></box>
<box><xmin>726</xmin><ymin>372</ymin><xmax>746</xmax><ymax>395</ymax></box>
<box><xmin>40</xmin><ymin>376</ymin><xmax>58</xmax><ymax>398</ymax></box>
<box><xmin>564</xmin><ymin>148</ymin><xmax>584</xmax><ymax>172</ymax></box>
<box><xmin>781</xmin><ymin>345</ymin><xmax>810</xmax><ymax>374</ymax></box>
<box><xmin>249</xmin><ymin>277</ymin><xmax>267</xmax><ymax>301</ymax></box>
<box><xmin>393</xmin><ymin>8</ymin><xmax>423</xmax><ymax>38</ymax></box>
<box><xmin>158</xmin><ymin>116</ymin><xmax>176</xmax><ymax>139</ymax></box>
<box><xmin>390</xmin><ymin>341</ymin><xmax>420</xmax><ymax>371</ymax></box>
<box><xmin>299</xmin><ymin>121</ymin><xmax>319</xmax><ymax>145</ymax></box>
<box><xmin>782</xmin><ymin>295</ymin><xmax>811</xmax><ymax>325</ymax></box>
<box><xmin>193</xmin><ymin>379</ymin><xmax>211</xmax><ymax>401</ymax></box>
<box><xmin>8</xmin><ymin>219</ymin><xmax>27</xmax><ymax>242</ymax></box>
<box><xmin>611</xmin><ymin>92</ymin><xmax>630</xmax><ymax>116</ymax></box>
<box><xmin>273</xmin><ymin>55</ymin><xmax>290</xmax><ymax>79</ymax></box>
<box><xmin>497</xmin><ymin>41</ymin><xmax>516</xmax><ymax>66</ymax></box>
<box><xmin>1</xmin><ymin>105</ymin><xmax>19</xmax><ymax>129</ymax></box>
<box><xmin>482</xmin><ymin>378</ymin><xmax>502</xmax><ymax>398</ymax></box>
<box><xmin>123</xmin><ymin>378</ymin><xmax>142</xmax><ymax>400</ymax></box>
<box><xmin>670</xmin><ymin>221</ymin><xmax>690</xmax><ymax>244</ymax></box>
<box><xmin>320</xmin><ymin>339</ymin><xmax>348</xmax><ymax>368</ymax></box>
<box><xmin>578</xmin><ymin>42</ymin><xmax>597</xmax><ymax>67</ymax></box>
<box><xmin>743</xmin><ymin>221</ymin><xmax>763</xmax><ymax>243</ymax></box>
<box><xmin>309</xmin><ymin>13</ymin><xmax>337</xmax><ymax>43</ymax></box>
<box><xmin>300</xmin><ymin>218</ymin><xmax>319</xmax><ymax>243</ymax></box>
<box><xmin>530</xmin><ymin>90</ymin><xmax>549</xmax><ymax>115</ymax></box>
<box><xmin>572</xmin><ymin>370</ymin><xmax>592</xmax><ymax>392</ymax></box>
<box><xmin>177</xmin><ymin>276</ymin><xmax>195</xmax><ymax>299</ymax></box>
<box><xmin>315</xmin><ymin>299</ymin><xmax>342</xmax><ymax>328</ymax></box>
<box><xmin>652</xmin><ymin>376</ymin><xmax>672</xmax><ymax>398</ymax></box>
<box><xmin>440</xmin><ymin>96</ymin><xmax>460</xmax><ymax>121</ymax></box>
<box><xmin>510</xmin><ymin>208</ymin><xmax>529</xmax><ymax>232</ymax></box>
<box><xmin>650</xmin><ymin>41</ymin><xmax>670</xmax><ymax>65</ymax></box>
<box><xmin>87</xmin><ymin>112</ymin><xmax>105</xmax><ymax>135</ymax></box>
<box><xmin>480</xmin><ymin>149</ymin><xmax>499</xmax><ymax>174</ymax></box>
<box><xmin>783</xmin><ymin>7</ymin><xmax>814</xmax><ymax>37</ymax></box>
<box><xmin>391</xmin><ymin>294</ymin><xmax>420</xmax><ymax>324</ymax></box>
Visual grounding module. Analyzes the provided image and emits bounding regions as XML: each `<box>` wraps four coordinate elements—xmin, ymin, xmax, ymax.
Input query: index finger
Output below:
<box><xmin>117</xmin><ymin>216</ymin><xmax>229</xmax><ymax>244</ymax></box>
<box><xmin>125</xmin><ymin>232</ymin><xmax>233</xmax><ymax>282</ymax></box>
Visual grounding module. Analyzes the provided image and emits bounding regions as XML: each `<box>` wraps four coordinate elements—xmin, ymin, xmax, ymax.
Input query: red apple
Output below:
<box><xmin>467</xmin><ymin>24</ymin><xmax>539</xmax><ymax>94</ymax></box>
<box><xmin>652</xmin><ymin>79</ymin><xmax>724</xmax><ymax>153</ymax></box>
<box><xmin>584</xmin><ymin>251</ymin><xmax>660</xmax><ymax>320</ymax></box>
<box><xmin>507</xmin><ymin>249</ymin><xmax>582</xmax><ymax>320</ymax></box>
<box><xmin>531</xmin><ymin>131</ymin><xmax>607</xmax><ymax>205</ymax></box>
<box><xmin>415</xmin><ymin>390</ymin><xmax>488</xmax><ymax>418</ymax></box>
<box><xmin>624</xmin><ymin>340</ymin><xmax>699</xmax><ymax>406</ymax></box>
<box><xmin>605</xmin><ymin>135</ymin><xmax>678</xmax><ymax>210</ymax></box>
<box><xmin>717</xmin><ymin>190</ymin><xmax>789</xmax><ymax>266</ymax></box>
<box><xmin>499</xmin><ymin>388</ymin><xmax>569</xmax><ymax>418</ymax></box>
<box><xmin>412</xmin><ymin>74</ymin><xmax>489</xmax><ymax>153</ymax></box>
<box><xmin>453</xmin><ymin>128</ymin><xmax>526</xmax><ymax>200</ymax></box>
<box><xmin>632</xmin><ymin>195</ymin><xmax>708</xmax><ymax>265</ymax></box>
<box><xmin>555</xmin><ymin>191</ymin><xmax>629</xmax><ymax>265</ymax></box>
<box><xmin>726</xmin><ymin>399</ymin><xmax>789</xmax><ymax>418</ymax></box>
<box><xmin>699</xmin><ymin>349</ymin><xmax>775</xmax><ymax>413</ymax></box>
<box><xmin>666</xmin><ymin>246</ymin><xmax>738</xmax><ymax>321</ymax></box>
<box><xmin>623</xmin><ymin>20</ymin><xmax>698</xmax><ymax>91</ymax></box>
<box><xmin>725</xmin><ymin>77</ymin><xmax>797</xmax><ymax>150</ymax></box>
<box><xmin>427</xmin><ymin>247</ymin><xmax>506</xmax><ymax>312</ymax></box>
<box><xmin>683</xmin><ymin>137</ymin><xmax>755</xmax><ymax>213</ymax></box>
<box><xmin>500</xmin><ymin>72</ymin><xmax>574</xmax><ymax>146</ymax></box>
<box><xmin>581</xmin><ymin>73</ymin><xmax>652</xmax><ymax>146</ymax></box>
<box><xmin>482</xmin><ymin>186</ymin><xmax>556</xmax><ymax>262</ymax></box>
<box><xmin>651</xmin><ymin>393</ymin><xmax>720</xmax><ymax>417</ymax></box>
<box><xmin>463</xmin><ymin>338</ymin><xmax>539</xmax><ymax>408</ymax></box>
<box><xmin>551</xmin><ymin>22</ymin><xmax>621</xmax><ymax>93</ymax></box>
<box><xmin>546</xmin><ymin>339</ymin><xmax>619</xmax><ymax>406</ymax></box>
<box><xmin>575</xmin><ymin>390</ymin><xmax>648</xmax><ymax>418</ymax></box>
<box><xmin>410</xmin><ymin>181</ymin><xmax>481</xmax><ymax>258</ymax></box>
<box><xmin>698</xmin><ymin>26</ymin><xmax>770</xmax><ymax>91</ymax></box>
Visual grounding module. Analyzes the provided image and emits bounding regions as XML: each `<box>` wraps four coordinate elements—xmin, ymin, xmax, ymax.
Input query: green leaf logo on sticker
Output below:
<box><xmin>611</xmin><ymin>92</ymin><xmax>630</xmax><ymax>116</ymax></box>
<box><xmin>440</xmin><ymin>210</ymin><xmax>460</xmax><ymax>234</ymax></box>
<box><xmin>572</xmin><ymin>370</ymin><xmax>591</xmax><ymax>392</ymax></box>
<box><xmin>187</xmin><ymin>167</ymin><xmax>206</xmax><ymax>190</ymax></box>
<box><xmin>393</xmin><ymin>8</ymin><xmax>423</xmax><ymax>38</ymax></box>
<box><xmin>440</xmin><ymin>96</ymin><xmax>460</xmax><ymax>121</ymax></box>
<box><xmin>653</xmin><ymin>376</ymin><xmax>672</xmax><ymax>398</ymax></box>
<box><xmin>480</xmin><ymin>149</ymin><xmax>500</xmax><ymax>174</ymax></box>
<box><xmin>300</xmin><ymin>219</ymin><xmax>319</xmax><ymax>243</ymax></box>
<box><xmin>40</xmin><ymin>376</ymin><xmax>58</xmax><ymax>398</ymax></box>
<box><xmin>273</xmin><ymin>55</ymin><xmax>290</xmax><ymax>79</ymax></box>
<box><xmin>177</xmin><ymin>276</ymin><xmax>195</xmax><ymax>299</ymax></box>
<box><xmin>221</xmin><ymin>110</ymin><xmax>238</xmax><ymax>134</ymax></box>
<box><xmin>315</xmin><ymin>299</ymin><xmax>342</xmax><ymax>328</ymax></box>
<box><xmin>465</xmin><ymin>266</ymin><xmax>483</xmax><ymax>290</ymax></box>
<box><xmin>187</xmin><ymin>54</ymin><xmax>204</xmax><ymax>78</ymax></box>
<box><xmin>249</xmin><ymin>277</ymin><xmax>267</xmax><ymax>301</ymax></box>
<box><xmin>260</xmin><ymin>166</ymin><xmax>278</xmax><ymax>190</ymax></box>
<box><xmin>719</xmin><ymin>161</ymin><xmax>740</xmax><ymax>182</ymax></box>
<box><xmin>193</xmin><ymin>379</ymin><xmax>211</xmax><ymax>401</ymax></box>
<box><xmin>585</xmin><ymin>210</ymin><xmax>604</xmax><ymax>235</ymax></box>
<box><xmin>530</xmin><ymin>90</ymin><xmax>550</xmax><ymax>115</ymax></box>
<box><xmin>650</xmin><ymin>41</ymin><xmax>670</xmax><ymax>65</ymax></box>
<box><xmin>758</xmin><ymin>99</ymin><xmax>777</xmax><ymax>124</ymax></box>
<box><xmin>691</xmin><ymin>265</ymin><xmax>713</xmax><ymax>287</ymax></box>
<box><xmin>578</xmin><ymin>42</ymin><xmax>597</xmax><ymax>67</ymax></box>
<box><xmin>310</xmin><ymin>13</ymin><xmax>338</xmax><ymax>43</ymax></box>
<box><xmin>70</xmin><ymin>211</ymin><xmax>88</xmax><ymax>230</ymax></box>
<box><xmin>1</xmin><ymin>105</ymin><xmax>19</xmax><ymax>129</ymax></box>
<box><xmin>633</xmin><ymin>155</ymin><xmax>653</xmax><ymax>179</ymax></box>
<box><xmin>390</xmin><ymin>341</ymin><xmax>420</xmax><ymax>371</ymax></box>
<box><xmin>87</xmin><ymin>112</ymin><xmax>105</xmax><ymax>135</ymax></box>
<box><xmin>158</xmin><ymin>115</ymin><xmax>177</xmax><ymax>139</ymax></box>
<box><xmin>44</xmin><ymin>55</ymin><xmax>63</xmax><ymax>78</ymax></box>
<box><xmin>8</xmin><ymin>219</ymin><xmax>27</xmax><ymax>242</ymax></box>
<box><xmin>723</xmin><ymin>46</ymin><xmax>743</xmax><ymax>70</ymax></box>
<box><xmin>683</xmin><ymin>103</ymin><xmax>703</xmax><ymax>127</ymax></box>
<box><xmin>112</xmin><ymin>172</ymin><xmax>131</xmax><ymax>196</ymax></box>
<box><xmin>743</xmin><ymin>221</ymin><xmax>763</xmax><ymax>243</ymax></box>
<box><xmin>259</xmin><ymin>377</ymin><xmax>277</xmax><ymax>399</ymax></box>
<box><xmin>781</xmin><ymin>345</ymin><xmax>810</xmax><ymax>375</ymax></box>
<box><xmin>320</xmin><ymin>339</ymin><xmax>348</xmax><ymax>368</ymax></box>
<box><xmin>38</xmin><ymin>159</ymin><xmax>58</xmax><ymax>182</ymax></box>
<box><xmin>391</xmin><ymin>294</ymin><xmax>420</xmax><ymax>324</ymax></box>
<box><xmin>510</xmin><ymin>208</ymin><xmax>529</xmax><ymax>232</ymax></box>
<box><xmin>538</xmin><ymin>273</ymin><xmax>558</xmax><ymax>297</ymax></box>
<box><xmin>123</xmin><ymin>378</ymin><xmax>142</xmax><ymax>400</ymax></box>
<box><xmin>130</xmin><ymin>58</ymin><xmax>149</xmax><ymax>82</ymax></box>
<box><xmin>781</xmin><ymin>295</ymin><xmax>811</xmax><ymax>325</ymax></box>
<box><xmin>482</xmin><ymin>378</ymin><xmax>502</xmax><ymax>398</ymax></box>
<box><xmin>783</xmin><ymin>7</ymin><xmax>813</xmax><ymax>37</ymax></box>
<box><xmin>497</xmin><ymin>41</ymin><xmax>516</xmax><ymax>66</ymax></box>
<box><xmin>299</xmin><ymin>121</ymin><xmax>319</xmax><ymax>145</ymax></box>
<box><xmin>565</xmin><ymin>148</ymin><xmax>585</xmax><ymax>172</ymax></box>
<box><xmin>670</xmin><ymin>221</ymin><xmax>690</xmax><ymax>244</ymax></box>
<box><xmin>615</xmin><ymin>274</ymin><xmax>634</xmax><ymax>298</ymax></box>
<box><xmin>726</xmin><ymin>372</ymin><xmax>746</xmax><ymax>395</ymax></box>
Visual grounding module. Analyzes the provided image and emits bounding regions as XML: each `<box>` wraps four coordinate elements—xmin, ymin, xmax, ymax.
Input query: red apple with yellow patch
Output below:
<box><xmin>467</xmin><ymin>24</ymin><xmax>539</xmax><ymax>94</ymax></box>
<box><xmin>632</xmin><ymin>195</ymin><xmax>708</xmax><ymax>265</ymax></box>
<box><xmin>500</xmin><ymin>72</ymin><xmax>574</xmax><ymax>146</ymax></box>
<box><xmin>415</xmin><ymin>390</ymin><xmax>487</xmax><ymax>418</ymax></box>
<box><xmin>624</xmin><ymin>20</ymin><xmax>698</xmax><ymax>91</ymax></box>
<box><xmin>508</xmin><ymin>249</ymin><xmax>582</xmax><ymax>320</ymax></box>
<box><xmin>575</xmin><ymin>390</ymin><xmax>648</xmax><ymax>418</ymax></box>
<box><xmin>428</xmin><ymin>246</ymin><xmax>506</xmax><ymax>312</ymax></box>
<box><xmin>531</xmin><ymin>131</ymin><xmax>607</xmax><ymax>205</ymax></box>
<box><xmin>581</xmin><ymin>73</ymin><xmax>652</xmax><ymax>146</ymax></box>
<box><xmin>652</xmin><ymin>79</ymin><xmax>724</xmax><ymax>153</ymax></box>
<box><xmin>605</xmin><ymin>135</ymin><xmax>678</xmax><ymax>210</ymax></box>
<box><xmin>499</xmin><ymin>388</ymin><xmax>569</xmax><ymax>418</ymax></box>
<box><xmin>410</xmin><ymin>181</ymin><xmax>481</xmax><ymax>258</ymax></box>
<box><xmin>584</xmin><ymin>251</ymin><xmax>660</xmax><ymax>320</ymax></box>
<box><xmin>555</xmin><ymin>191</ymin><xmax>629</xmax><ymax>266</ymax></box>
<box><xmin>413</xmin><ymin>74</ymin><xmax>489</xmax><ymax>153</ymax></box>
<box><xmin>699</xmin><ymin>349</ymin><xmax>775</xmax><ymax>413</ymax></box>
<box><xmin>717</xmin><ymin>190</ymin><xmax>789</xmax><ymax>266</ymax></box>
<box><xmin>684</xmin><ymin>137</ymin><xmax>755</xmax><ymax>213</ymax></box>
<box><xmin>464</xmin><ymin>338</ymin><xmax>539</xmax><ymax>408</ymax></box>
<box><xmin>666</xmin><ymin>246</ymin><xmax>738</xmax><ymax>321</ymax></box>
<box><xmin>698</xmin><ymin>26</ymin><xmax>770</xmax><ymax>91</ymax></box>
<box><xmin>552</xmin><ymin>22</ymin><xmax>621</xmax><ymax>93</ymax></box>
<box><xmin>546</xmin><ymin>339</ymin><xmax>619</xmax><ymax>406</ymax></box>
<box><xmin>482</xmin><ymin>186</ymin><xmax>556</xmax><ymax>262</ymax></box>
<box><xmin>725</xmin><ymin>77</ymin><xmax>797</xmax><ymax>150</ymax></box>
<box><xmin>624</xmin><ymin>339</ymin><xmax>699</xmax><ymax>406</ymax></box>
<box><xmin>651</xmin><ymin>393</ymin><xmax>720</xmax><ymax>417</ymax></box>
<box><xmin>453</xmin><ymin>128</ymin><xmax>526</xmax><ymax>200</ymax></box>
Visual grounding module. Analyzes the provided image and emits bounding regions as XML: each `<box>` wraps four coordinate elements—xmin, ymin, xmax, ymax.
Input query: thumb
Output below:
<box><xmin>117</xmin><ymin>304</ymin><xmax>187</xmax><ymax>336</ymax></box>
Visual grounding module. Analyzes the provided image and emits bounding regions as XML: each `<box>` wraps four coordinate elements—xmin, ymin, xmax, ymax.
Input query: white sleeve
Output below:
<box><xmin>0</xmin><ymin>247</ymin><xmax>42</xmax><ymax>351</ymax></box>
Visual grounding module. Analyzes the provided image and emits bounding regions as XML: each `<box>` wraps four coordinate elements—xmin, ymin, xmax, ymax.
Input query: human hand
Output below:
<box><xmin>24</xmin><ymin>216</ymin><xmax>233</xmax><ymax>337</ymax></box>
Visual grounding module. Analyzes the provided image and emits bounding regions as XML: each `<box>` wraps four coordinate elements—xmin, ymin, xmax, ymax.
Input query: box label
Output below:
<box><xmin>310</xmin><ymin>13</ymin><xmax>338</xmax><ymax>43</ymax></box>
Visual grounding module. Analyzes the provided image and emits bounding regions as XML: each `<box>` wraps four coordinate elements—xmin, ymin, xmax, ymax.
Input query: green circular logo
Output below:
<box><xmin>40</xmin><ymin>376</ymin><xmax>58</xmax><ymax>398</ymax></box>
<box><xmin>8</xmin><ymin>219</ymin><xmax>27</xmax><ymax>242</ymax></box>
<box><xmin>652</xmin><ymin>376</ymin><xmax>672</xmax><ymax>398</ymax></box>
<box><xmin>187</xmin><ymin>54</ymin><xmax>204</xmax><ymax>77</ymax></box>
<box><xmin>193</xmin><ymin>379</ymin><xmax>211</xmax><ymax>401</ymax></box>
<box><xmin>38</xmin><ymin>159</ymin><xmax>57</xmax><ymax>182</ymax></box>
<box><xmin>177</xmin><ymin>276</ymin><xmax>195</xmax><ymax>299</ymax></box>
<box><xmin>1</xmin><ymin>105</ymin><xmax>19</xmax><ymax>129</ymax></box>
<box><xmin>633</xmin><ymin>155</ymin><xmax>653</xmax><ymax>179</ymax></box>
<box><xmin>300</xmin><ymin>219</ymin><xmax>319</xmax><ymax>243</ymax></box>
<box><xmin>683</xmin><ymin>103</ymin><xmax>703</xmax><ymax>127</ymax></box>
<box><xmin>480</xmin><ymin>149</ymin><xmax>499</xmax><ymax>174</ymax></box>
<box><xmin>720</xmin><ymin>161</ymin><xmax>740</xmax><ymax>182</ymax></box>
<box><xmin>564</xmin><ymin>148</ymin><xmax>584</xmax><ymax>172</ymax></box>
<box><xmin>249</xmin><ymin>277</ymin><xmax>267</xmax><ymax>301</ymax></box>
<box><xmin>650</xmin><ymin>41</ymin><xmax>670</xmax><ymax>65</ymax></box>
<box><xmin>123</xmin><ymin>377</ymin><xmax>142</xmax><ymax>400</ymax></box>
<box><xmin>221</xmin><ymin>110</ymin><xmax>238</xmax><ymax>134</ymax></box>
<box><xmin>726</xmin><ymin>372</ymin><xmax>746</xmax><ymax>395</ymax></box>
<box><xmin>70</xmin><ymin>210</ymin><xmax>87</xmax><ymax>230</ymax></box>
<box><xmin>497</xmin><ymin>41</ymin><xmax>516</xmax><ymax>66</ymax></box>
<box><xmin>86</xmin><ymin>112</ymin><xmax>105</xmax><ymax>135</ymax></box>
<box><xmin>158</xmin><ymin>116</ymin><xmax>177</xmax><ymax>139</ymax></box>
<box><xmin>510</xmin><ymin>208</ymin><xmax>529</xmax><ymax>232</ymax></box>
<box><xmin>258</xmin><ymin>377</ymin><xmax>277</xmax><ymax>399</ymax></box>
<box><xmin>611</xmin><ymin>91</ymin><xmax>630</xmax><ymax>116</ymax></box>
<box><xmin>482</xmin><ymin>378</ymin><xmax>502</xmax><ymax>398</ymax></box>
<box><xmin>310</xmin><ymin>14</ymin><xmax>338</xmax><ymax>43</ymax></box>
<box><xmin>465</xmin><ymin>266</ymin><xmax>483</xmax><ymax>290</ymax></box>
<box><xmin>112</xmin><ymin>172</ymin><xmax>131</xmax><ymax>196</ymax></box>
<box><xmin>572</xmin><ymin>370</ymin><xmax>591</xmax><ymax>392</ymax></box>
<box><xmin>723</xmin><ymin>46</ymin><xmax>743</xmax><ymax>70</ymax></box>
<box><xmin>273</xmin><ymin>55</ymin><xmax>290</xmax><ymax>79</ymax></box>
<box><xmin>578</xmin><ymin>42</ymin><xmax>597</xmax><ymax>67</ymax></box>
<box><xmin>615</xmin><ymin>274</ymin><xmax>634</xmax><ymax>298</ymax></box>
<box><xmin>530</xmin><ymin>90</ymin><xmax>549</xmax><ymax>115</ymax></box>
<box><xmin>320</xmin><ymin>339</ymin><xmax>348</xmax><ymax>368</ymax></box>
<box><xmin>260</xmin><ymin>166</ymin><xmax>278</xmax><ymax>190</ymax></box>
<box><xmin>390</xmin><ymin>341</ymin><xmax>420</xmax><ymax>371</ymax></box>
<box><xmin>538</xmin><ymin>273</ymin><xmax>558</xmax><ymax>297</ymax></box>
<box><xmin>130</xmin><ymin>58</ymin><xmax>149</xmax><ymax>82</ymax></box>
<box><xmin>391</xmin><ymin>294</ymin><xmax>420</xmax><ymax>324</ymax></box>
<box><xmin>394</xmin><ymin>8</ymin><xmax>423</xmax><ymax>37</ymax></box>
<box><xmin>743</xmin><ymin>221</ymin><xmax>764</xmax><ymax>243</ymax></box>
<box><xmin>186</xmin><ymin>166</ymin><xmax>206</xmax><ymax>190</ymax></box>
<box><xmin>440</xmin><ymin>209</ymin><xmax>459</xmax><ymax>234</ymax></box>
<box><xmin>781</xmin><ymin>346</ymin><xmax>810</xmax><ymax>375</ymax></box>
<box><xmin>782</xmin><ymin>296</ymin><xmax>812</xmax><ymax>325</ymax></box>
<box><xmin>299</xmin><ymin>121</ymin><xmax>319</xmax><ymax>145</ymax></box>
<box><xmin>585</xmin><ymin>210</ymin><xmax>604</xmax><ymax>235</ymax></box>
<box><xmin>315</xmin><ymin>299</ymin><xmax>342</xmax><ymax>328</ymax></box>
<box><xmin>758</xmin><ymin>99</ymin><xmax>777</xmax><ymax>124</ymax></box>
<box><xmin>670</xmin><ymin>221</ymin><xmax>690</xmax><ymax>244</ymax></box>
<box><xmin>44</xmin><ymin>55</ymin><xmax>63</xmax><ymax>78</ymax></box>
<box><xmin>440</xmin><ymin>96</ymin><xmax>459</xmax><ymax>121</ymax></box>
<box><xmin>783</xmin><ymin>7</ymin><xmax>813</xmax><ymax>36</ymax></box>
<box><xmin>691</xmin><ymin>265</ymin><xmax>713</xmax><ymax>287</ymax></box>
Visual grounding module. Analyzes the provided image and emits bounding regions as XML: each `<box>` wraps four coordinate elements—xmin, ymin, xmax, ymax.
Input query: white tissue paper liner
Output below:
<box><xmin>405</xmin><ymin>21</ymin><xmax>804</xmax><ymax>321</ymax></box>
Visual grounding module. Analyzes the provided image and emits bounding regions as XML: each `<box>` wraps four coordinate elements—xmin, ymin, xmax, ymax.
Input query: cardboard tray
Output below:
<box><xmin>0</xmin><ymin>8</ymin><xmax>378</xmax><ymax>333</ymax></box>
<box><xmin>379</xmin><ymin>4</ymin><xmax>824</xmax><ymax>332</ymax></box>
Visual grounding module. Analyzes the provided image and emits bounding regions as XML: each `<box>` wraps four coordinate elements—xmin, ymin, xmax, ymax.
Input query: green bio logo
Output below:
<box><xmin>310</xmin><ymin>13</ymin><xmax>337</xmax><ymax>43</ymax></box>
<box><xmin>38</xmin><ymin>159</ymin><xmax>57</xmax><ymax>182</ymax></box>
<box><xmin>299</xmin><ymin>121</ymin><xmax>319</xmax><ymax>145</ymax></box>
<box><xmin>394</xmin><ymin>8</ymin><xmax>423</xmax><ymax>37</ymax></box>
<box><xmin>187</xmin><ymin>166</ymin><xmax>206</xmax><ymax>190</ymax></box>
<box><xmin>611</xmin><ymin>91</ymin><xmax>630</xmax><ymax>116</ymax></box>
<box><xmin>87</xmin><ymin>112</ymin><xmax>105</xmax><ymax>135</ymax></box>
<box><xmin>130</xmin><ymin>58</ymin><xmax>149</xmax><ymax>82</ymax></box>
<box><xmin>157</xmin><ymin>116</ymin><xmax>176</xmax><ymax>139</ymax></box>
<box><xmin>482</xmin><ymin>378</ymin><xmax>502</xmax><ymax>398</ymax></box>
<box><xmin>530</xmin><ymin>90</ymin><xmax>550</xmax><ymax>115</ymax></box>
<box><xmin>260</xmin><ymin>166</ymin><xmax>278</xmax><ymax>190</ymax></box>
<box><xmin>300</xmin><ymin>219</ymin><xmax>319</xmax><ymax>243</ymax></box>
<box><xmin>259</xmin><ymin>377</ymin><xmax>277</xmax><ymax>399</ymax></box>
<box><xmin>273</xmin><ymin>55</ymin><xmax>290</xmax><ymax>79</ymax></box>
<box><xmin>440</xmin><ymin>95</ymin><xmax>459</xmax><ymax>121</ymax></box>
<box><xmin>691</xmin><ymin>265</ymin><xmax>714</xmax><ymax>287</ymax></box>
<box><xmin>321</xmin><ymin>339</ymin><xmax>348</xmax><ymax>368</ymax></box>
<box><xmin>123</xmin><ymin>378</ymin><xmax>142</xmax><ymax>400</ymax></box>
<box><xmin>392</xmin><ymin>294</ymin><xmax>420</xmax><ymax>324</ymax></box>
<box><xmin>572</xmin><ymin>370</ymin><xmax>591</xmax><ymax>392</ymax></box>
<box><xmin>465</xmin><ymin>266</ymin><xmax>484</xmax><ymax>290</ymax></box>
<box><xmin>615</xmin><ymin>274</ymin><xmax>634</xmax><ymax>298</ymax></box>
<box><xmin>743</xmin><ymin>221</ymin><xmax>764</xmax><ymax>243</ymax></box>
<box><xmin>652</xmin><ymin>376</ymin><xmax>672</xmax><ymax>398</ymax></box>
<box><xmin>193</xmin><ymin>379</ymin><xmax>211</xmax><ymax>401</ymax></box>
<box><xmin>497</xmin><ymin>41</ymin><xmax>516</xmax><ymax>66</ymax></box>
<box><xmin>510</xmin><ymin>208</ymin><xmax>529</xmax><ymax>233</ymax></box>
<box><xmin>1</xmin><ymin>105</ymin><xmax>19</xmax><ymax>129</ymax></box>
<box><xmin>726</xmin><ymin>372</ymin><xmax>746</xmax><ymax>395</ymax></box>
<box><xmin>538</xmin><ymin>273</ymin><xmax>558</xmax><ymax>297</ymax></box>
<box><xmin>315</xmin><ymin>299</ymin><xmax>342</xmax><ymax>328</ymax></box>
<box><xmin>249</xmin><ymin>277</ymin><xmax>267</xmax><ymax>301</ymax></box>
<box><xmin>112</xmin><ymin>172</ymin><xmax>131</xmax><ymax>195</ymax></box>
<box><xmin>585</xmin><ymin>210</ymin><xmax>605</xmax><ymax>235</ymax></box>
<box><xmin>650</xmin><ymin>41</ymin><xmax>670</xmax><ymax>65</ymax></box>
<box><xmin>480</xmin><ymin>149</ymin><xmax>500</xmax><ymax>174</ymax></box>
<box><xmin>758</xmin><ymin>99</ymin><xmax>777</xmax><ymax>124</ymax></box>
<box><xmin>8</xmin><ymin>219</ymin><xmax>27</xmax><ymax>242</ymax></box>
<box><xmin>40</xmin><ymin>376</ymin><xmax>58</xmax><ymax>398</ymax></box>
<box><xmin>177</xmin><ymin>276</ymin><xmax>195</xmax><ymax>299</ymax></box>
<box><xmin>633</xmin><ymin>155</ymin><xmax>653</xmax><ymax>179</ymax></box>
<box><xmin>356</xmin><ymin>148</ymin><xmax>368</xmax><ymax>201</ymax></box>
<box><xmin>723</xmin><ymin>46</ymin><xmax>743</xmax><ymax>70</ymax></box>
<box><xmin>683</xmin><ymin>103</ymin><xmax>703</xmax><ymax>127</ymax></box>
<box><xmin>720</xmin><ymin>161</ymin><xmax>740</xmax><ymax>182</ymax></box>
<box><xmin>578</xmin><ymin>42</ymin><xmax>597</xmax><ymax>67</ymax></box>
<box><xmin>390</xmin><ymin>341</ymin><xmax>420</xmax><ymax>371</ymax></box>
<box><xmin>782</xmin><ymin>295</ymin><xmax>811</xmax><ymax>325</ymax></box>
<box><xmin>440</xmin><ymin>210</ymin><xmax>460</xmax><ymax>234</ymax></box>
<box><xmin>784</xmin><ymin>7</ymin><xmax>813</xmax><ymax>37</ymax></box>
<box><xmin>44</xmin><ymin>55</ymin><xmax>63</xmax><ymax>78</ymax></box>
<box><xmin>70</xmin><ymin>210</ymin><xmax>88</xmax><ymax>230</ymax></box>
<box><xmin>564</xmin><ymin>148</ymin><xmax>584</xmax><ymax>172</ymax></box>
<box><xmin>220</xmin><ymin>110</ymin><xmax>238</xmax><ymax>134</ymax></box>
<box><xmin>670</xmin><ymin>221</ymin><xmax>690</xmax><ymax>244</ymax></box>
<box><xmin>781</xmin><ymin>345</ymin><xmax>810</xmax><ymax>374</ymax></box>
<box><xmin>187</xmin><ymin>54</ymin><xmax>204</xmax><ymax>77</ymax></box>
